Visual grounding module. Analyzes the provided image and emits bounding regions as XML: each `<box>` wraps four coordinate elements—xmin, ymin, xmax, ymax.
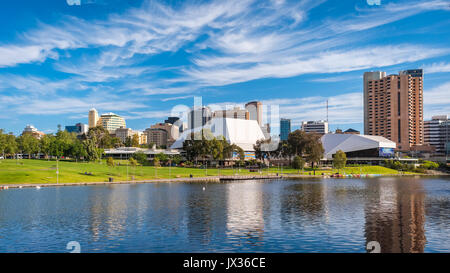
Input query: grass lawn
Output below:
<box><xmin>0</xmin><ymin>159</ymin><xmax>405</xmax><ymax>184</ymax></box>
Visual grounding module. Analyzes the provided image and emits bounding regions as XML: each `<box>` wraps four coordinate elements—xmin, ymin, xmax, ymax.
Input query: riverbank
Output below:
<box><xmin>0</xmin><ymin>159</ymin><xmax>431</xmax><ymax>186</ymax></box>
<box><xmin>2</xmin><ymin>172</ymin><xmax>446</xmax><ymax>190</ymax></box>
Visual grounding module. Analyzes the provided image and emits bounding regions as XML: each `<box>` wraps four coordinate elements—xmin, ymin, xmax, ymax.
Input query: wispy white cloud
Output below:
<box><xmin>186</xmin><ymin>45</ymin><xmax>447</xmax><ymax>86</ymax></box>
<box><xmin>423</xmin><ymin>62</ymin><xmax>450</xmax><ymax>73</ymax></box>
<box><xmin>0</xmin><ymin>0</ymin><xmax>449</xmax><ymax>133</ymax></box>
<box><xmin>424</xmin><ymin>81</ymin><xmax>450</xmax><ymax>119</ymax></box>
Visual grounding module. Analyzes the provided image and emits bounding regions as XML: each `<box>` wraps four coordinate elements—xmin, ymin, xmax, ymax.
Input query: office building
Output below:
<box><xmin>188</xmin><ymin>106</ymin><xmax>212</xmax><ymax>130</ymax></box>
<box><xmin>301</xmin><ymin>120</ymin><xmax>329</xmax><ymax>134</ymax></box>
<box><xmin>213</xmin><ymin>107</ymin><xmax>249</xmax><ymax>120</ymax></box>
<box><xmin>114</xmin><ymin>128</ymin><xmax>146</xmax><ymax>145</ymax></box>
<box><xmin>97</xmin><ymin>112</ymin><xmax>126</xmax><ymax>133</ymax></box>
<box><xmin>22</xmin><ymin>125</ymin><xmax>45</xmax><ymax>139</ymax></box>
<box><xmin>424</xmin><ymin>115</ymin><xmax>449</xmax><ymax>156</ymax></box>
<box><xmin>88</xmin><ymin>108</ymin><xmax>99</xmax><ymax>128</ymax></box>
<box><xmin>364</xmin><ymin>69</ymin><xmax>424</xmax><ymax>151</ymax></box>
<box><xmin>280</xmin><ymin>118</ymin><xmax>291</xmax><ymax>141</ymax></box>
<box><xmin>245</xmin><ymin>101</ymin><xmax>263</xmax><ymax>126</ymax></box>
<box><xmin>65</xmin><ymin>123</ymin><xmax>88</xmax><ymax>135</ymax></box>
<box><xmin>165</xmin><ymin>117</ymin><xmax>180</xmax><ymax>125</ymax></box>
<box><xmin>145</xmin><ymin>123</ymin><xmax>180</xmax><ymax>148</ymax></box>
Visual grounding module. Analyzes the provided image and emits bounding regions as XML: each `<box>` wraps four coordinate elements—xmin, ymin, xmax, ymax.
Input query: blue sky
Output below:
<box><xmin>0</xmin><ymin>0</ymin><xmax>449</xmax><ymax>135</ymax></box>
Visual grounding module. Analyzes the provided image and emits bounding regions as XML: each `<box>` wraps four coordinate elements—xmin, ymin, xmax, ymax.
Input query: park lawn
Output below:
<box><xmin>0</xmin><ymin>159</ymin><xmax>255</xmax><ymax>184</ymax></box>
<box><xmin>0</xmin><ymin>159</ymin><xmax>406</xmax><ymax>184</ymax></box>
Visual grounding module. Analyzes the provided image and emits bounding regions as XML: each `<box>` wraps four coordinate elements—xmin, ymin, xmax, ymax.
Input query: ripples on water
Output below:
<box><xmin>0</xmin><ymin>177</ymin><xmax>449</xmax><ymax>253</ymax></box>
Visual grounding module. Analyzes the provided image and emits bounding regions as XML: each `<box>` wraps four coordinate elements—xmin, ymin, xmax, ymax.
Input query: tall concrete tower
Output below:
<box><xmin>88</xmin><ymin>108</ymin><xmax>99</xmax><ymax>128</ymax></box>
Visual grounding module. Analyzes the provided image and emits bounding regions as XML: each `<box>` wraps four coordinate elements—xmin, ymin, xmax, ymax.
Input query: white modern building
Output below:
<box><xmin>321</xmin><ymin>134</ymin><xmax>396</xmax><ymax>160</ymax></box>
<box><xmin>302</xmin><ymin>120</ymin><xmax>329</xmax><ymax>134</ymax></box>
<box><xmin>171</xmin><ymin>118</ymin><xmax>266</xmax><ymax>151</ymax></box>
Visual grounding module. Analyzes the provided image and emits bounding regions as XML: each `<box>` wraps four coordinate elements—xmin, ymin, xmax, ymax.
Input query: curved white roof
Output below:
<box><xmin>171</xmin><ymin>118</ymin><xmax>266</xmax><ymax>151</ymax></box>
<box><xmin>321</xmin><ymin>134</ymin><xmax>396</xmax><ymax>159</ymax></box>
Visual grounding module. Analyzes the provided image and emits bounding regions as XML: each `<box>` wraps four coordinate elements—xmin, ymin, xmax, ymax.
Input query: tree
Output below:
<box><xmin>40</xmin><ymin>134</ymin><xmax>54</xmax><ymax>160</ymax></box>
<box><xmin>304</xmin><ymin>133</ymin><xmax>324</xmax><ymax>175</ymax></box>
<box><xmin>0</xmin><ymin>130</ymin><xmax>6</xmax><ymax>158</ymax></box>
<box><xmin>153</xmin><ymin>157</ymin><xmax>160</xmax><ymax>167</ymax></box>
<box><xmin>171</xmin><ymin>154</ymin><xmax>182</xmax><ymax>165</ymax></box>
<box><xmin>83</xmin><ymin>139</ymin><xmax>102</xmax><ymax>162</ymax></box>
<box><xmin>131</xmin><ymin>134</ymin><xmax>140</xmax><ymax>147</ymax></box>
<box><xmin>287</xmin><ymin>130</ymin><xmax>308</xmax><ymax>157</ymax></box>
<box><xmin>17</xmin><ymin>134</ymin><xmax>40</xmax><ymax>159</ymax></box>
<box><xmin>155</xmin><ymin>152</ymin><xmax>169</xmax><ymax>166</ymax></box>
<box><xmin>292</xmin><ymin>156</ymin><xmax>305</xmax><ymax>173</ymax></box>
<box><xmin>4</xmin><ymin>134</ymin><xmax>18</xmax><ymax>157</ymax></box>
<box><xmin>129</xmin><ymin>157</ymin><xmax>138</xmax><ymax>167</ymax></box>
<box><xmin>333</xmin><ymin>150</ymin><xmax>347</xmax><ymax>173</ymax></box>
<box><xmin>106</xmin><ymin>157</ymin><xmax>115</xmax><ymax>167</ymax></box>
<box><xmin>132</xmin><ymin>151</ymin><xmax>148</xmax><ymax>165</ymax></box>
<box><xmin>124</xmin><ymin>136</ymin><xmax>133</xmax><ymax>147</ymax></box>
<box><xmin>210</xmin><ymin>137</ymin><xmax>224</xmax><ymax>162</ymax></box>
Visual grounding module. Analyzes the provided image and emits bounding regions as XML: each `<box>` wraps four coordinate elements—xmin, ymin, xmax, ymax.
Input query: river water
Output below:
<box><xmin>0</xmin><ymin>177</ymin><xmax>449</xmax><ymax>253</ymax></box>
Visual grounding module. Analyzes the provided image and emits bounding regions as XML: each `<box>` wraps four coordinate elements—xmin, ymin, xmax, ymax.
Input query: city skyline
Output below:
<box><xmin>1</xmin><ymin>0</ymin><xmax>450</xmax><ymax>135</ymax></box>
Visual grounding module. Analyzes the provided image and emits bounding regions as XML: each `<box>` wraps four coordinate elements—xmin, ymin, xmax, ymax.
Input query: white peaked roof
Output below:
<box><xmin>171</xmin><ymin>118</ymin><xmax>266</xmax><ymax>151</ymax></box>
<box><xmin>321</xmin><ymin>133</ymin><xmax>396</xmax><ymax>159</ymax></box>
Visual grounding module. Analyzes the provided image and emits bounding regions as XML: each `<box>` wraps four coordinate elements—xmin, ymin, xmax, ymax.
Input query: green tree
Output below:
<box><xmin>171</xmin><ymin>154</ymin><xmax>182</xmax><ymax>165</ymax></box>
<box><xmin>155</xmin><ymin>152</ymin><xmax>169</xmax><ymax>166</ymax></box>
<box><xmin>124</xmin><ymin>136</ymin><xmax>133</xmax><ymax>147</ymax></box>
<box><xmin>106</xmin><ymin>157</ymin><xmax>115</xmax><ymax>167</ymax></box>
<box><xmin>210</xmin><ymin>137</ymin><xmax>224</xmax><ymax>162</ymax></box>
<box><xmin>304</xmin><ymin>133</ymin><xmax>324</xmax><ymax>175</ymax></box>
<box><xmin>153</xmin><ymin>157</ymin><xmax>160</xmax><ymax>167</ymax></box>
<box><xmin>292</xmin><ymin>156</ymin><xmax>305</xmax><ymax>173</ymax></box>
<box><xmin>82</xmin><ymin>139</ymin><xmax>102</xmax><ymax>162</ymax></box>
<box><xmin>4</xmin><ymin>134</ymin><xmax>18</xmax><ymax>157</ymax></box>
<box><xmin>17</xmin><ymin>134</ymin><xmax>40</xmax><ymax>159</ymax></box>
<box><xmin>287</xmin><ymin>130</ymin><xmax>308</xmax><ymax>157</ymax></box>
<box><xmin>40</xmin><ymin>134</ymin><xmax>54</xmax><ymax>159</ymax></box>
<box><xmin>132</xmin><ymin>151</ymin><xmax>148</xmax><ymax>165</ymax></box>
<box><xmin>422</xmin><ymin>160</ymin><xmax>439</xmax><ymax>170</ymax></box>
<box><xmin>0</xmin><ymin>130</ymin><xmax>6</xmax><ymax>158</ymax></box>
<box><xmin>333</xmin><ymin>150</ymin><xmax>347</xmax><ymax>173</ymax></box>
<box><xmin>129</xmin><ymin>157</ymin><xmax>138</xmax><ymax>167</ymax></box>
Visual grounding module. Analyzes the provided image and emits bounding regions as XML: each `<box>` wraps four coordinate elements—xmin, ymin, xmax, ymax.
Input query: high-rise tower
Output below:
<box><xmin>245</xmin><ymin>101</ymin><xmax>263</xmax><ymax>126</ymax></box>
<box><xmin>88</xmin><ymin>108</ymin><xmax>99</xmax><ymax>128</ymax></box>
<box><xmin>364</xmin><ymin>69</ymin><xmax>424</xmax><ymax>151</ymax></box>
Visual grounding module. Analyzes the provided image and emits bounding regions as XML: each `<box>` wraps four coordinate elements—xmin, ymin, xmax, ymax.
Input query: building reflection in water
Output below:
<box><xmin>225</xmin><ymin>181</ymin><xmax>265</xmax><ymax>247</ymax></box>
<box><xmin>364</xmin><ymin>178</ymin><xmax>426</xmax><ymax>253</ymax></box>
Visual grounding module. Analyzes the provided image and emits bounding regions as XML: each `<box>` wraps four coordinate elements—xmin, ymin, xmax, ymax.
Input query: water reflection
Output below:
<box><xmin>0</xmin><ymin>178</ymin><xmax>449</xmax><ymax>252</ymax></box>
<box><xmin>226</xmin><ymin>182</ymin><xmax>265</xmax><ymax>247</ymax></box>
<box><xmin>364</xmin><ymin>178</ymin><xmax>426</xmax><ymax>253</ymax></box>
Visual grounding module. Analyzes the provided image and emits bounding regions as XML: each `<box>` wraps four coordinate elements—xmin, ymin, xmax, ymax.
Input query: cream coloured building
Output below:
<box><xmin>97</xmin><ymin>112</ymin><xmax>126</xmax><ymax>133</ymax></box>
<box><xmin>88</xmin><ymin>108</ymin><xmax>99</xmax><ymax>128</ymax></box>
